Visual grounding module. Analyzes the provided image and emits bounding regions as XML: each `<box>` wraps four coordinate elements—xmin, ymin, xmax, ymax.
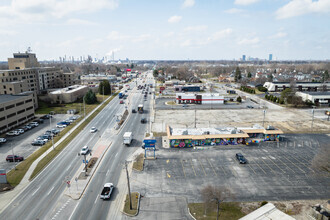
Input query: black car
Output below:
<box><xmin>31</xmin><ymin>140</ymin><xmax>46</xmax><ymax>146</ymax></box>
<box><xmin>132</xmin><ymin>109</ymin><xmax>137</xmax><ymax>113</ymax></box>
<box><xmin>141</xmin><ymin>118</ymin><xmax>146</xmax><ymax>123</ymax></box>
<box><xmin>236</xmin><ymin>153</ymin><xmax>247</xmax><ymax>164</ymax></box>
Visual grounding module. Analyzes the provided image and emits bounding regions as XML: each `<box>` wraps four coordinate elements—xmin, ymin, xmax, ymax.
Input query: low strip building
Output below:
<box><xmin>176</xmin><ymin>93</ymin><xmax>224</xmax><ymax>104</ymax></box>
<box><xmin>166</xmin><ymin>124</ymin><xmax>283</xmax><ymax>148</ymax></box>
<box><xmin>295</xmin><ymin>91</ymin><xmax>330</xmax><ymax>106</ymax></box>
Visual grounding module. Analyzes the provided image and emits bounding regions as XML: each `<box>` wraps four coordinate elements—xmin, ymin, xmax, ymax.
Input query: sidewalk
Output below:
<box><xmin>0</xmin><ymin>95</ymin><xmax>113</xmax><ymax>213</ymax></box>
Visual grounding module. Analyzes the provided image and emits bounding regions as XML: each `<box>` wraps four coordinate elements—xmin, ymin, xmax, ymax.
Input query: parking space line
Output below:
<box><xmin>283</xmin><ymin>156</ymin><xmax>306</xmax><ymax>173</ymax></box>
<box><xmin>206</xmin><ymin>158</ymin><xmax>217</xmax><ymax>176</ymax></box>
<box><xmin>249</xmin><ymin>158</ymin><xmax>267</xmax><ymax>175</ymax></box>
<box><xmin>190</xmin><ymin>159</ymin><xmax>197</xmax><ymax>176</ymax></box>
<box><xmin>180</xmin><ymin>160</ymin><xmax>186</xmax><ymax>178</ymax></box>
<box><xmin>276</xmin><ymin>157</ymin><xmax>296</xmax><ymax>174</ymax></box>
<box><xmin>219</xmin><ymin>165</ymin><xmax>227</xmax><ymax>175</ymax></box>
<box><xmin>260</xmin><ymin>158</ymin><xmax>277</xmax><ymax>174</ymax></box>
<box><xmin>247</xmin><ymin>164</ymin><xmax>257</xmax><ymax>175</ymax></box>
<box><xmin>267</xmin><ymin>158</ymin><xmax>286</xmax><ymax>174</ymax></box>
<box><xmin>198</xmin><ymin>158</ymin><xmax>207</xmax><ymax>176</ymax></box>
<box><xmin>289</xmin><ymin>155</ymin><xmax>315</xmax><ymax>173</ymax></box>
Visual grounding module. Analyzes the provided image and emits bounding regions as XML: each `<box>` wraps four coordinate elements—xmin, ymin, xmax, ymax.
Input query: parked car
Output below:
<box><xmin>41</xmin><ymin>134</ymin><xmax>51</xmax><ymax>140</ymax></box>
<box><xmin>41</xmin><ymin>114</ymin><xmax>51</xmax><ymax>119</ymax></box>
<box><xmin>51</xmin><ymin>129</ymin><xmax>60</xmax><ymax>135</ymax></box>
<box><xmin>34</xmin><ymin>118</ymin><xmax>44</xmax><ymax>124</ymax></box>
<box><xmin>69</xmin><ymin>116</ymin><xmax>78</xmax><ymax>121</ymax></box>
<box><xmin>30</xmin><ymin>122</ymin><xmax>39</xmax><ymax>127</ymax></box>
<box><xmin>80</xmin><ymin>146</ymin><xmax>89</xmax><ymax>155</ymax></box>
<box><xmin>17</xmin><ymin>129</ymin><xmax>25</xmax><ymax>134</ymax></box>
<box><xmin>119</xmin><ymin>100</ymin><xmax>124</xmax><ymax>104</ymax></box>
<box><xmin>56</xmin><ymin>124</ymin><xmax>67</xmax><ymax>128</ymax></box>
<box><xmin>36</xmin><ymin>136</ymin><xmax>49</xmax><ymax>142</ymax></box>
<box><xmin>236</xmin><ymin>153</ymin><xmax>247</xmax><ymax>164</ymax></box>
<box><xmin>23</xmin><ymin>125</ymin><xmax>32</xmax><ymax>130</ymax></box>
<box><xmin>6</xmin><ymin>130</ymin><xmax>20</xmax><ymax>136</ymax></box>
<box><xmin>28</xmin><ymin>123</ymin><xmax>37</xmax><ymax>128</ymax></box>
<box><xmin>31</xmin><ymin>140</ymin><xmax>46</xmax><ymax>146</ymax></box>
<box><xmin>6</xmin><ymin>155</ymin><xmax>24</xmax><ymax>162</ymax></box>
<box><xmin>90</xmin><ymin>127</ymin><xmax>98</xmax><ymax>133</ymax></box>
<box><xmin>0</xmin><ymin>138</ymin><xmax>7</xmax><ymax>143</ymax></box>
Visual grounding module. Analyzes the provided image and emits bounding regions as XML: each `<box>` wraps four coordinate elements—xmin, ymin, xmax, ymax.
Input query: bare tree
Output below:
<box><xmin>201</xmin><ymin>185</ymin><xmax>234</xmax><ymax>219</ymax></box>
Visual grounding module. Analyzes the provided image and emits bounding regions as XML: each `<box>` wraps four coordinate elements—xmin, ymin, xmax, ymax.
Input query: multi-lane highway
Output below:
<box><xmin>0</xmin><ymin>71</ymin><xmax>154</xmax><ymax>220</ymax></box>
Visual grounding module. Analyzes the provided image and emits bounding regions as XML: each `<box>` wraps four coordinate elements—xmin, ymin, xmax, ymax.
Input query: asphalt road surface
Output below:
<box><xmin>0</xmin><ymin>73</ymin><xmax>154</xmax><ymax>220</ymax></box>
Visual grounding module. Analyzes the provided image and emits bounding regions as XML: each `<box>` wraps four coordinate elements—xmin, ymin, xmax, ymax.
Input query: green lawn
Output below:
<box><xmin>189</xmin><ymin>202</ymin><xmax>246</xmax><ymax>220</ymax></box>
<box><xmin>123</xmin><ymin>192</ymin><xmax>140</xmax><ymax>216</ymax></box>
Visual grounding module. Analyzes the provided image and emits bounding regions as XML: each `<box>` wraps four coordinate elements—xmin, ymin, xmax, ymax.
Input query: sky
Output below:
<box><xmin>0</xmin><ymin>0</ymin><xmax>329</xmax><ymax>61</ymax></box>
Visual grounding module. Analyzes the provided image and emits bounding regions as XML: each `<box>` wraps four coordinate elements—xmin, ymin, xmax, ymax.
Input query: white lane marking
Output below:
<box><xmin>115</xmin><ymin>152</ymin><xmax>118</xmax><ymax>157</ymax></box>
<box><xmin>47</xmin><ymin>186</ymin><xmax>55</xmax><ymax>195</ymax></box>
<box><xmin>68</xmin><ymin>201</ymin><xmax>79</xmax><ymax>220</ymax></box>
<box><xmin>106</xmin><ymin>169</ymin><xmax>110</xmax><ymax>176</ymax></box>
<box><xmin>94</xmin><ymin>196</ymin><xmax>98</xmax><ymax>204</ymax></box>
<box><xmin>32</xmin><ymin>187</ymin><xmax>40</xmax><ymax>196</ymax></box>
<box><xmin>66</xmin><ymin>164</ymin><xmax>72</xmax><ymax>171</ymax></box>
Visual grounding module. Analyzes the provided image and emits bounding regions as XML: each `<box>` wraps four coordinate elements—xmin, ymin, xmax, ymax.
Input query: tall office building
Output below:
<box><xmin>269</xmin><ymin>54</ymin><xmax>273</xmax><ymax>61</ymax></box>
<box><xmin>242</xmin><ymin>55</ymin><xmax>246</xmax><ymax>61</ymax></box>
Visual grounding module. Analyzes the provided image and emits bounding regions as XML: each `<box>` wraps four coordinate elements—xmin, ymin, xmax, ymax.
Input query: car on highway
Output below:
<box><xmin>120</xmin><ymin>100</ymin><xmax>124</xmax><ymax>104</ymax></box>
<box><xmin>247</xmin><ymin>105</ymin><xmax>254</xmax><ymax>109</ymax></box>
<box><xmin>6</xmin><ymin>155</ymin><xmax>24</xmax><ymax>162</ymax></box>
<box><xmin>100</xmin><ymin>183</ymin><xmax>114</xmax><ymax>200</ymax></box>
<box><xmin>0</xmin><ymin>138</ymin><xmax>7</xmax><ymax>144</ymax></box>
<box><xmin>31</xmin><ymin>140</ymin><xmax>46</xmax><ymax>146</ymax></box>
<box><xmin>236</xmin><ymin>153</ymin><xmax>247</xmax><ymax>164</ymax></box>
<box><xmin>6</xmin><ymin>130</ymin><xmax>20</xmax><ymax>136</ymax></box>
<box><xmin>90</xmin><ymin>127</ymin><xmax>98</xmax><ymax>133</ymax></box>
<box><xmin>141</xmin><ymin>118</ymin><xmax>146</xmax><ymax>124</ymax></box>
<box><xmin>132</xmin><ymin>109</ymin><xmax>137</xmax><ymax>113</ymax></box>
<box><xmin>182</xmin><ymin>104</ymin><xmax>188</xmax><ymax>107</ymax></box>
<box><xmin>80</xmin><ymin>146</ymin><xmax>89</xmax><ymax>155</ymax></box>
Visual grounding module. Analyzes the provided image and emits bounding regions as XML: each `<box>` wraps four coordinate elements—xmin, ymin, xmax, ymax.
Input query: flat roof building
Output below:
<box><xmin>295</xmin><ymin>91</ymin><xmax>330</xmax><ymax>106</ymax></box>
<box><xmin>0</xmin><ymin>94</ymin><xmax>35</xmax><ymax>134</ymax></box>
<box><xmin>48</xmin><ymin>85</ymin><xmax>88</xmax><ymax>104</ymax></box>
<box><xmin>264</xmin><ymin>82</ymin><xmax>329</xmax><ymax>92</ymax></box>
<box><xmin>176</xmin><ymin>93</ymin><xmax>224</xmax><ymax>104</ymax></box>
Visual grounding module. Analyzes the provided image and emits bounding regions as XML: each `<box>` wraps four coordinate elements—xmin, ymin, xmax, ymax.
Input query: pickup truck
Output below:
<box><xmin>100</xmin><ymin>183</ymin><xmax>114</xmax><ymax>199</ymax></box>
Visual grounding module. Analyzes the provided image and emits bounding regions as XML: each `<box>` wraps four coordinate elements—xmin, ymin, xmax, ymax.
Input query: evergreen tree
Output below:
<box><xmin>99</xmin><ymin>80</ymin><xmax>111</xmax><ymax>95</ymax></box>
<box><xmin>247</xmin><ymin>72</ymin><xmax>252</xmax><ymax>78</ymax></box>
<box><xmin>322</xmin><ymin>70</ymin><xmax>329</xmax><ymax>82</ymax></box>
<box><xmin>235</xmin><ymin>67</ymin><xmax>241</xmax><ymax>82</ymax></box>
<box><xmin>84</xmin><ymin>89</ymin><xmax>97</xmax><ymax>104</ymax></box>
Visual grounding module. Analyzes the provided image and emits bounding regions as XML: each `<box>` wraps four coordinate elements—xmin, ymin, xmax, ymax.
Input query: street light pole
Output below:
<box><xmin>311</xmin><ymin>106</ymin><xmax>315</xmax><ymax>131</ymax></box>
<box><xmin>83</xmin><ymin>95</ymin><xmax>86</xmax><ymax>118</ymax></box>
<box><xmin>262</xmin><ymin>109</ymin><xmax>266</xmax><ymax>127</ymax></box>
<box><xmin>125</xmin><ymin>161</ymin><xmax>132</xmax><ymax>210</ymax></box>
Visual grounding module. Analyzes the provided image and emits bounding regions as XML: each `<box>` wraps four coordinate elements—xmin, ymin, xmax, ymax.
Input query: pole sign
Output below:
<box><xmin>143</xmin><ymin>139</ymin><xmax>156</xmax><ymax>148</ymax></box>
<box><xmin>0</xmin><ymin>169</ymin><xmax>7</xmax><ymax>183</ymax></box>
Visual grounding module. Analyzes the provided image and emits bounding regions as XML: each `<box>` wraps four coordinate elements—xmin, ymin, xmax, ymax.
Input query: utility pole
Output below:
<box><xmin>103</xmin><ymin>85</ymin><xmax>104</xmax><ymax>102</ymax></box>
<box><xmin>83</xmin><ymin>95</ymin><xmax>86</xmax><ymax>118</ymax></box>
<box><xmin>194</xmin><ymin>104</ymin><xmax>197</xmax><ymax>128</ymax></box>
<box><xmin>125</xmin><ymin>161</ymin><xmax>132</xmax><ymax>210</ymax></box>
<box><xmin>262</xmin><ymin>109</ymin><xmax>266</xmax><ymax>127</ymax></box>
<box><xmin>84</xmin><ymin>154</ymin><xmax>88</xmax><ymax>176</ymax></box>
<box><xmin>311</xmin><ymin>106</ymin><xmax>315</xmax><ymax>131</ymax></box>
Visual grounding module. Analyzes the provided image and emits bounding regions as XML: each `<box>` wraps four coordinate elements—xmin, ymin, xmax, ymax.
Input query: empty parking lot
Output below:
<box><xmin>131</xmin><ymin>134</ymin><xmax>330</xmax><ymax>202</ymax></box>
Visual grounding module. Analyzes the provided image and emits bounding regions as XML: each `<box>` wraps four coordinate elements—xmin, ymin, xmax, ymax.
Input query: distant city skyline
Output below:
<box><xmin>0</xmin><ymin>0</ymin><xmax>329</xmax><ymax>61</ymax></box>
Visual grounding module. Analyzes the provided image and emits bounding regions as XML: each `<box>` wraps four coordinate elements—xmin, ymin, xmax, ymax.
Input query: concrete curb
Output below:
<box><xmin>121</xmin><ymin>192</ymin><xmax>140</xmax><ymax>217</ymax></box>
<box><xmin>188</xmin><ymin>207</ymin><xmax>197</xmax><ymax>220</ymax></box>
<box><xmin>64</xmin><ymin>141</ymin><xmax>112</xmax><ymax>200</ymax></box>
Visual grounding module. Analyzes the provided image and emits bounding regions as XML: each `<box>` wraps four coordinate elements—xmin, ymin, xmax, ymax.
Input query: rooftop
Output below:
<box><xmin>0</xmin><ymin>94</ymin><xmax>30</xmax><ymax>104</ymax></box>
<box><xmin>50</xmin><ymin>85</ymin><xmax>87</xmax><ymax>94</ymax></box>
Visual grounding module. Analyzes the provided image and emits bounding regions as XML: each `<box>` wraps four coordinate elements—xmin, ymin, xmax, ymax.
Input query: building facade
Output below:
<box><xmin>264</xmin><ymin>82</ymin><xmax>330</xmax><ymax>92</ymax></box>
<box><xmin>176</xmin><ymin>93</ymin><xmax>224</xmax><ymax>104</ymax></box>
<box><xmin>48</xmin><ymin>85</ymin><xmax>89</xmax><ymax>104</ymax></box>
<box><xmin>0</xmin><ymin>94</ymin><xmax>35</xmax><ymax>134</ymax></box>
<box><xmin>295</xmin><ymin>91</ymin><xmax>330</xmax><ymax>106</ymax></box>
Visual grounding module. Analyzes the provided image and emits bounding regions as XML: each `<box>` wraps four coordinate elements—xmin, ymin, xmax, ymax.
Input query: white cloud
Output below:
<box><xmin>184</xmin><ymin>25</ymin><xmax>208</xmax><ymax>32</ymax></box>
<box><xmin>237</xmin><ymin>37</ymin><xmax>260</xmax><ymax>45</ymax></box>
<box><xmin>168</xmin><ymin>15</ymin><xmax>182</xmax><ymax>23</ymax></box>
<box><xmin>66</xmin><ymin>19</ymin><xmax>98</xmax><ymax>26</ymax></box>
<box><xmin>234</xmin><ymin>0</ymin><xmax>260</xmax><ymax>6</ymax></box>
<box><xmin>208</xmin><ymin>28</ymin><xmax>233</xmax><ymax>41</ymax></box>
<box><xmin>0</xmin><ymin>0</ymin><xmax>119</xmax><ymax>21</ymax></box>
<box><xmin>182</xmin><ymin>0</ymin><xmax>195</xmax><ymax>8</ymax></box>
<box><xmin>276</xmin><ymin>0</ymin><xmax>330</xmax><ymax>19</ymax></box>
<box><xmin>224</xmin><ymin>8</ymin><xmax>244</xmax><ymax>14</ymax></box>
<box><xmin>181</xmin><ymin>39</ymin><xmax>192</xmax><ymax>47</ymax></box>
<box><xmin>270</xmin><ymin>32</ymin><xmax>287</xmax><ymax>39</ymax></box>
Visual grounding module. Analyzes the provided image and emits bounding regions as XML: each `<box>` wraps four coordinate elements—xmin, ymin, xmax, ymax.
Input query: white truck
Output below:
<box><xmin>123</xmin><ymin>132</ymin><xmax>133</xmax><ymax>146</ymax></box>
<box><xmin>100</xmin><ymin>183</ymin><xmax>114</xmax><ymax>200</ymax></box>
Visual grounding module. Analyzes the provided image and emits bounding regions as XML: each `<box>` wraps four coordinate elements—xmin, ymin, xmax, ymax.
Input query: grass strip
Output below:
<box><xmin>132</xmin><ymin>154</ymin><xmax>144</xmax><ymax>171</ymax></box>
<box><xmin>6</xmin><ymin>93</ymin><xmax>117</xmax><ymax>186</ymax></box>
<box><xmin>123</xmin><ymin>192</ymin><xmax>139</xmax><ymax>216</ymax></box>
<box><xmin>188</xmin><ymin>202</ymin><xmax>245</xmax><ymax>220</ymax></box>
<box><xmin>30</xmin><ymin>93</ymin><xmax>118</xmax><ymax>180</ymax></box>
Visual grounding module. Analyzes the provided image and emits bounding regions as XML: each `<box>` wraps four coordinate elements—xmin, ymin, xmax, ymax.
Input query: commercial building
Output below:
<box><xmin>176</xmin><ymin>93</ymin><xmax>224</xmax><ymax>104</ymax></box>
<box><xmin>48</xmin><ymin>85</ymin><xmax>88</xmax><ymax>104</ymax></box>
<box><xmin>174</xmin><ymin>85</ymin><xmax>201</xmax><ymax>92</ymax></box>
<box><xmin>239</xmin><ymin>203</ymin><xmax>295</xmax><ymax>220</ymax></box>
<box><xmin>0</xmin><ymin>94</ymin><xmax>35</xmax><ymax>134</ymax></box>
<box><xmin>166</xmin><ymin>124</ymin><xmax>283</xmax><ymax>148</ymax></box>
<box><xmin>80</xmin><ymin>74</ymin><xmax>116</xmax><ymax>85</ymax></box>
<box><xmin>295</xmin><ymin>91</ymin><xmax>330</xmax><ymax>106</ymax></box>
<box><xmin>264</xmin><ymin>82</ymin><xmax>330</xmax><ymax>92</ymax></box>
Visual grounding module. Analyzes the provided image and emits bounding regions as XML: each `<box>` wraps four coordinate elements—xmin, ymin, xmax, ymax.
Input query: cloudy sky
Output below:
<box><xmin>0</xmin><ymin>0</ymin><xmax>329</xmax><ymax>61</ymax></box>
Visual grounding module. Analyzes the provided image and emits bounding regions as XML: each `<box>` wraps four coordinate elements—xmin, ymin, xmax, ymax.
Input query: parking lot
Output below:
<box><xmin>131</xmin><ymin>134</ymin><xmax>330</xmax><ymax>202</ymax></box>
<box><xmin>0</xmin><ymin>114</ymin><xmax>72</xmax><ymax>172</ymax></box>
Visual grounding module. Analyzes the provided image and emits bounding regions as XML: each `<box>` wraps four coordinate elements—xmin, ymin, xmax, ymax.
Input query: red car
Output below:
<box><xmin>6</xmin><ymin>155</ymin><xmax>24</xmax><ymax>162</ymax></box>
<box><xmin>120</xmin><ymin>100</ymin><xmax>124</xmax><ymax>104</ymax></box>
